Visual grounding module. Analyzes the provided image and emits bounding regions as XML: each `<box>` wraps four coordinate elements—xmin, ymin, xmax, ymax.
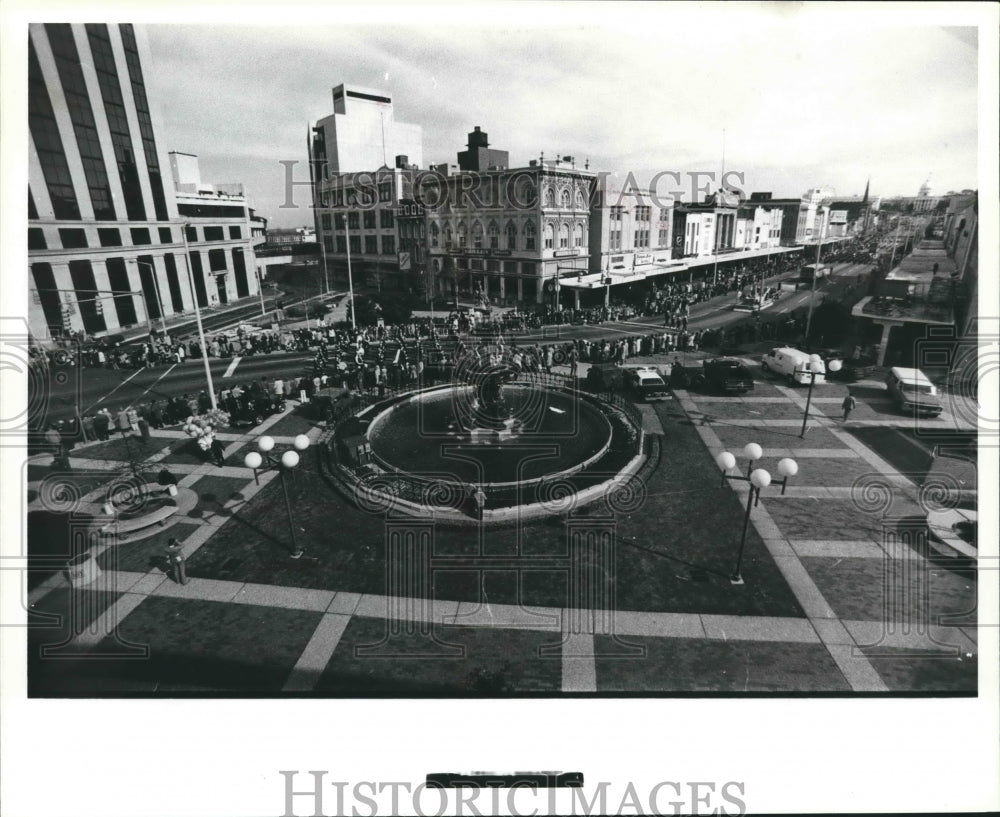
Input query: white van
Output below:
<box><xmin>761</xmin><ymin>347</ymin><xmax>826</xmax><ymax>385</ymax></box>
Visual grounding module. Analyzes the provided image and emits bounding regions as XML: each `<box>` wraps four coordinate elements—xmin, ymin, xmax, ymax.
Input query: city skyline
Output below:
<box><xmin>141</xmin><ymin>7</ymin><xmax>980</xmax><ymax>229</ymax></box>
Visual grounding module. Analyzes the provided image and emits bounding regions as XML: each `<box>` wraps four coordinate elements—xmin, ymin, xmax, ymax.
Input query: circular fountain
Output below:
<box><xmin>336</xmin><ymin>343</ymin><xmax>646</xmax><ymax>520</ymax></box>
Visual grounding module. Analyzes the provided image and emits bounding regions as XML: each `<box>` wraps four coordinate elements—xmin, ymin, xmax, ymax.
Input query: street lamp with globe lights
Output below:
<box><xmin>244</xmin><ymin>434</ymin><xmax>311</xmax><ymax>559</ymax></box>
<box><xmin>799</xmin><ymin>355</ymin><xmax>842</xmax><ymax>438</ymax></box>
<box><xmin>717</xmin><ymin>443</ymin><xmax>799</xmax><ymax>585</ymax></box>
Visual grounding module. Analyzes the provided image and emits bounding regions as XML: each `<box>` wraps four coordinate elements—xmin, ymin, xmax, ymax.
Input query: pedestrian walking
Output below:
<box><xmin>841</xmin><ymin>393</ymin><xmax>857</xmax><ymax>421</ymax></box>
<box><xmin>210</xmin><ymin>437</ymin><xmax>226</xmax><ymax>467</ymax></box>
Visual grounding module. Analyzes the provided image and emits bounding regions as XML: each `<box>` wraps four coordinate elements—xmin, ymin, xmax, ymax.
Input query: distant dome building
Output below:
<box><xmin>914</xmin><ymin>175</ymin><xmax>940</xmax><ymax>213</ymax></box>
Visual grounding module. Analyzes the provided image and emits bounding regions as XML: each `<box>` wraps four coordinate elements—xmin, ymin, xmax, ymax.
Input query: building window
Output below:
<box><xmin>430</xmin><ymin>223</ymin><xmax>440</xmax><ymax>247</ymax></box>
<box><xmin>378</xmin><ymin>181</ymin><xmax>392</xmax><ymax>202</ymax></box>
<box><xmin>457</xmin><ymin>223</ymin><xmax>467</xmax><ymax>247</ymax></box>
<box><xmin>185</xmin><ymin>225</ymin><xmax>198</xmax><ymax>242</ymax></box>
<box><xmin>158</xmin><ymin>227</ymin><xmax>173</xmax><ymax>243</ymax></box>
<box><xmin>46</xmin><ymin>25</ymin><xmax>121</xmax><ymax>221</ymax></box>
<box><xmin>28</xmin><ymin>41</ymin><xmax>80</xmax><ymax>220</ymax></box>
<box><xmin>560</xmin><ymin>188</ymin><xmax>570</xmax><ymax>208</ymax></box>
<box><xmin>382</xmin><ymin>235</ymin><xmax>395</xmax><ymax>255</ymax></box>
<box><xmin>472</xmin><ymin>221</ymin><xmax>484</xmax><ymax>249</ymax></box>
<box><xmin>29</xmin><ymin>228</ymin><xmax>47</xmax><ymax>250</ymax></box>
<box><xmin>203</xmin><ymin>226</ymin><xmax>224</xmax><ymax>242</ymax></box>
<box><xmin>208</xmin><ymin>248</ymin><xmax>227</xmax><ymax>271</ymax></box>
<box><xmin>380</xmin><ymin>209</ymin><xmax>394</xmax><ymax>229</ymax></box>
<box><xmin>522</xmin><ymin>261</ymin><xmax>536</xmax><ymax>276</ymax></box>
<box><xmin>544</xmin><ymin>223</ymin><xmax>554</xmax><ymax>249</ymax></box>
<box><xmin>544</xmin><ymin>188</ymin><xmax>555</xmax><ymax>208</ymax></box>
<box><xmin>363</xmin><ymin>211</ymin><xmax>376</xmax><ymax>229</ymax></box>
<box><xmin>229</xmin><ymin>225</ymin><xmax>242</xmax><ymax>240</ymax></box>
<box><xmin>59</xmin><ymin>228</ymin><xmax>88</xmax><ymax>249</ymax></box>
<box><xmin>505</xmin><ymin>221</ymin><xmax>517</xmax><ymax>250</ymax></box>
<box><xmin>335</xmin><ymin>213</ymin><xmax>345</xmax><ymax>230</ymax></box>
<box><xmin>98</xmin><ymin>228</ymin><xmax>122</xmax><ymax>247</ymax></box>
<box><xmin>658</xmin><ymin>228</ymin><xmax>669</xmax><ymax>247</ymax></box>
<box><xmin>575</xmin><ymin>223</ymin><xmax>584</xmax><ymax>248</ymax></box>
<box><xmin>559</xmin><ymin>223</ymin><xmax>569</xmax><ymax>249</ymax></box>
<box><xmin>364</xmin><ymin>235</ymin><xmax>378</xmax><ymax>254</ymax></box>
<box><xmin>321</xmin><ymin>213</ymin><xmax>332</xmax><ymax>231</ymax></box>
<box><xmin>130</xmin><ymin>228</ymin><xmax>152</xmax><ymax>245</ymax></box>
<box><xmin>336</xmin><ymin>236</ymin><xmax>346</xmax><ymax>253</ymax></box>
<box><xmin>324</xmin><ymin>235</ymin><xmax>334</xmax><ymax>252</ymax></box>
<box><xmin>348</xmin><ymin>212</ymin><xmax>359</xmax><ymax>229</ymax></box>
<box><xmin>524</xmin><ymin>221</ymin><xmax>536</xmax><ymax>250</ymax></box>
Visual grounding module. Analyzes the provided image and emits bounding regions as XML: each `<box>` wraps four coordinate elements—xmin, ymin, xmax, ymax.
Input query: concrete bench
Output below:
<box><xmin>100</xmin><ymin>504</ymin><xmax>178</xmax><ymax>538</ymax></box>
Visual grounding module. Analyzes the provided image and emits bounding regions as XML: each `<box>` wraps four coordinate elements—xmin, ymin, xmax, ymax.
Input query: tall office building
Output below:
<box><xmin>28</xmin><ymin>23</ymin><xmax>261</xmax><ymax>343</ymax></box>
<box><xmin>310</xmin><ymin>84</ymin><xmax>423</xmax><ymax>175</ymax></box>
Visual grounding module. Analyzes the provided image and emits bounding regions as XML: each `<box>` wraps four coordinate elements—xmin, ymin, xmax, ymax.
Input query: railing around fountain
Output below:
<box><xmin>322</xmin><ymin>368</ymin><xmax>648</xmax><ymax>512</ymax></box>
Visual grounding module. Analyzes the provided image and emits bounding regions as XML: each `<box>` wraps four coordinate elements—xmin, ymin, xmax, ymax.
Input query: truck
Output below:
<box><xmin>801</xmin><ymin>263</ymin><xmax>832</xmax><ymax>281</ymax></box>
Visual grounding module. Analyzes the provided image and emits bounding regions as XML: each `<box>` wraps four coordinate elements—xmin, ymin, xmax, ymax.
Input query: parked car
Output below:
<box><xmin>586</xmin><ymin>363</ymin><xmax>624</xmax><ymax>393</ymax></box>
<box><xmin>761</xmin><ymin>347</ymin><xmax>826</xmax><ymax>385</ymax></box>
<box><xmin>623</xmin><ymin>366</ymin><xmax>669</xmax><ymax>401</ymax></box>
<box><xmin>227</xmin><ymin>393</ymin><xmax>286</xmax><ymax>427</ymax></box>
<box><xmin>700</xmin><ymin>358</ymin><xmax>755</xmax><ymax>394</ymax></box>
<box><xmin>885</xmin><ymin>367</ymin><xmax>944</xmax><ymax>417</ymax></box>
<box><xmin>830</xmin><ymin>355</ymin><xmax>877</xmax><ymax>382</ymax></box>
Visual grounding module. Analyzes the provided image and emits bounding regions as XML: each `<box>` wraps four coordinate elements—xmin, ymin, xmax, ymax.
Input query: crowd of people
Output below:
<box><xmin>36</xmin><ymin>244</ymin><xmax>879</xmax><ymax>460</ymax></box>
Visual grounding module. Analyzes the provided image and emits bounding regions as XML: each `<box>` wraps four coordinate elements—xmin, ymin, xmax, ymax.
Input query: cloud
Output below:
<box><xmin>143</xmin><ymin>13</ymin><xmax>979</xmax><ymax>228</ymax></box>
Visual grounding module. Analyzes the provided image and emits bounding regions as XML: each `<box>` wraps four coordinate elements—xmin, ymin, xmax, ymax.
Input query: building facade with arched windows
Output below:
<box><xmin>420</xmin><ymin>127</ymin><xmax>596</xmax><ymax>306</ymax></box>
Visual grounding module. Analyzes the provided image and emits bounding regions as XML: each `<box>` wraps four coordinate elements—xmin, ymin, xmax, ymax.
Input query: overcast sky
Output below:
<box><xmin>142</xmin><ymin>4</ymin><xmax>981</xmax><ymax>229</ymax></box>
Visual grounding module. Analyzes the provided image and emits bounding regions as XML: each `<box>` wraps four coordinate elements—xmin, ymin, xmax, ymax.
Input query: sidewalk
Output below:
<box><xmin>25</xmin><ymin>374</ymin><xmax>977</xmax><ymax>694</ymax></box>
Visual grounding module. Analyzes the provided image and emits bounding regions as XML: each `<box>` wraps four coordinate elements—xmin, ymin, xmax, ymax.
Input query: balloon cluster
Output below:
<box><xmin>183</xmin><ymin>409</ymin><xmax>231</xmax><ymax>451</ymax></box>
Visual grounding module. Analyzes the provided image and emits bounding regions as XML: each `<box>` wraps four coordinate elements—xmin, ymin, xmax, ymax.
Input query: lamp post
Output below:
<box><xmin>180</xmin><ymin>222</ymin><xmax>218</xmax><ymax>410</ymax></box>
<box><xmin>344</xmin><ymin>216</ymin><xmax>357</xmax><ymax>331</ymax></box>
<box><xmin>716</xmin><ymin>443</ymin><xmax>799</xmax><ymax>585</ymax></box>
<box><xmin>128</xmin><ymin>259</ymin><xmax>168</xmax><ymax>333</ymax></box>
<box><xmin>243</xmin><ymin>434</ymin><xmax>310</xmax><ymax>559</ymax></box>
<box><xmin>799</xmin><ymin>356</ymin><xmax>841</xmax><ymax>438</ymax></box>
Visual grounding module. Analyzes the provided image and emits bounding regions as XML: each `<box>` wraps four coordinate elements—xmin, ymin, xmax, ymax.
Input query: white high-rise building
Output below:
<box><xmin>28</xmin><ymin>23</ymin><xmax>261</xmax><ymax>342</ymax></box>
<box><xmin>310</xmin><ymin>84</ymin><xmax>423</xmax><ymax>175</ymax></box>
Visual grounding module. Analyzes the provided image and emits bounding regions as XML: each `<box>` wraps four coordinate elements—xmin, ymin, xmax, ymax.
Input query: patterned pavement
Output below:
<box><xmin>24</xmin><ymin>373</ymin><xmax>979</xmax><ymax>695</ymax></box>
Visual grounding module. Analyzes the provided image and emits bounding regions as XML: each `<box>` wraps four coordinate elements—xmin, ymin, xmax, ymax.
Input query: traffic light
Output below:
<box><xmin>94</xmin><ymin>298</ymin><xmax>103</xmax><ymax>315</ymax></box>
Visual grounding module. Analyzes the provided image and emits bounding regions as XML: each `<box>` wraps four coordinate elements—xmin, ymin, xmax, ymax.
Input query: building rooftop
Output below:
<box><xmin>853</xmin><ymin>239</ymin><xmax>958</xmax><ymax>325</ymax></box>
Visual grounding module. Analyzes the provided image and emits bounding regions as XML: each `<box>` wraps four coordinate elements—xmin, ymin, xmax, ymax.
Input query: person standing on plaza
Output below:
<box><xmin>116</xmin><ymin>407</ymin><xmax>130</xmax><ymax>435</ymax></box>
<box><xmin>81</xmin><ymin>413</ymin><xmax>97</xmax><ymax>443</ymax></box>
<box><xmin>473</xmin><ymin>484</ymin><xmax>486</xmax><ymax>521</ymax></box>
<box><xmin>44</xmin><ymin>424</ymin><xmax>62</xmax><ymax>456</ymax></box>
<box><xmin>94</xmin><ymin>409</ymin><xmax>111</xmax><ymax>440</ymax></box>
<box><xmin>841</xmin><ymin>392</ymin><xmax>857</xmax><ymax>422</ymax></box>
<box><xmin>137</xmin><ymin>415</ymin><xmax>151</xmax><ymax>446</ymax></box>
